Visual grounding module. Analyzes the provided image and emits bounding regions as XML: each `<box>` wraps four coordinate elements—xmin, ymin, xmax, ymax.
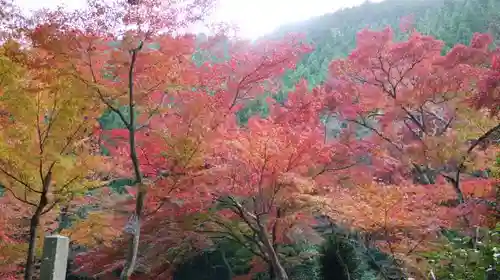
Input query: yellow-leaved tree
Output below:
<box><xmin>0</xmin><ymin>40</ymin><xmax>106</xmax><ymax>280</ymax></box>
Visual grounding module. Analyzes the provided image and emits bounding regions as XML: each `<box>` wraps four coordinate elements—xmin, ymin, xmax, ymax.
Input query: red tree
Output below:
<box><xmin>322</xmin><ymin>26</ymin><xmax>499</xmax><ymax>268</ymax></box>
<box><xmin>73</xmin><ymin>34</ymin><xmax>312</xmax><ymax>279</ymax></box>
<box><xmin>24</xmin><ymin>1</ymin><xmax>218</xmax><ymax>278</ymax></box>
<box><xmin>327</xmin><ymin>26</ymin><xmax>497</xmax><ymax>203</ymax></box>
<box><xmin>190</xmin><ymin>80</ymin><xmax>364</xmax><ymax>280</ymax></box>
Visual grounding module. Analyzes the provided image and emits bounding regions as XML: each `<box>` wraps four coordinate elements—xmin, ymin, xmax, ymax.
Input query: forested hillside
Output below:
<box><xmin>0</xmin><ymin>0</ymin><xmax>499</xmax><ymax>280</ymax></box>
<box><xmin>269</xmin><ymin>0</ymin><xmax>500</xmax><ymax>89</ymax></box>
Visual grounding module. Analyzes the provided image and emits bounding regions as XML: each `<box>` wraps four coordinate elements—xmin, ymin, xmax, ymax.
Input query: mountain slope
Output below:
<box><xmin>267</xmin><ymin>0</ymin><xmax>500</xmax><ymax>89</ymax></box>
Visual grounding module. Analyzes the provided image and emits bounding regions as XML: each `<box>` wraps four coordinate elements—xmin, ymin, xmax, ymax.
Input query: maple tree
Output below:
<box><xmin>322</xmin><ymin>25</ymin><xmax>500</xmax><ymax>273</ymax></box>
<box><xmin>22</xmin><ymin>0</ymin><xmax>219</xmax><ymax>278</ymax></box>
<box><xmin>326</xmin><ymin>25</ymin><xmax>499</xmax><ymax>203</ymax></box>
<box><xmin>68</xmin><ymin>32</ymin><xmax>313</xmax><ymax>279</ymax></box>
<box><xmin>0</xmin><ymin>36</ymin><xmax>105</xmax><ymax>279</ymax></box>
<box><xmin>187</xmin><ymin>80</ymin><xmax>368</xmax><ymax>280</ymax></box>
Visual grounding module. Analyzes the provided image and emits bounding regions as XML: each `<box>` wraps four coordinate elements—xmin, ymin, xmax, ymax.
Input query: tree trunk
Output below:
<box><xmin>24</xmin><ymin>190</ymin><xmax>48</xmax><ymax>280</ymax></box>
<box><xmin>24</xmin><ymin>170</ymin><xmax>51</xmax><ymax>280</ymax></box>
<box><xmin>120</xmin><ymin>223</ymin><xmax>141</xmax><ymax>279</ymax></box>
<box><xmin>257</xmin><ymin>223</ymin><xmax>288</xmax><ymax>280</ymax></box>
<box><xmin>120</xmin><ymin>189</ymin><xmax>143</xmax><ymax>280</ymax></box>
<box><xmin>120</xmin><ymin>42</ymin><xmax>144</xmax><ymax>280</ymax></box>
<box><xmin>24</xmin><ymin>210</ymin><xmax>41</xmax><ymax>280</ymax></box>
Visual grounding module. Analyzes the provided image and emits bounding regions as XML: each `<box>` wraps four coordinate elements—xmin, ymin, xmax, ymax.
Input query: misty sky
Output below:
<box><xmin>16</xmin><ymin>0</ymin><xmax>383</xmax><ymax>38</ymax></box>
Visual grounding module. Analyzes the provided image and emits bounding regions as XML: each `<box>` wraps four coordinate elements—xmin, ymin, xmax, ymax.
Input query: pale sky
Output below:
<box><xmin>16</xmin><ymin>0</ymin><xmax>383</xmax><ymax>39</ymax></box>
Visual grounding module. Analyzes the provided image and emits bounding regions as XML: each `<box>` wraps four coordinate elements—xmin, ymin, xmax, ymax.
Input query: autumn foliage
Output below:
<box><xmin>323</xmin><ymin>26</ymin><xmax>499</xmax><ymax>269</ymax></box>
<box><xmin>0</xmin><ymin>1</ymin><xmax>499</xmax><ymax>280</ymax></box>
<box><xmin>72</xmin><ymin>33</ymin><xmax>314</xmax><ymax>279</ymax></box>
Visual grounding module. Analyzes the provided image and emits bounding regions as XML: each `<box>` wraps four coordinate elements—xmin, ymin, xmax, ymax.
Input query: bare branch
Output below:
<box><xmin>0</xmin><ymin>165</ymin><xmax>39</xmax><ymax>194</ymax></box>
<box><xmin>2</xmin><ymin>185</ymin><xmax>38</xmax><ymax>207</ymax></box>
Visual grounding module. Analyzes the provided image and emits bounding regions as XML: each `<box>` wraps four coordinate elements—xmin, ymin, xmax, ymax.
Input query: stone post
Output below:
<box><xmin>40</xmin><ymin>235</ymin><xmax>70</xmax><ymax>280</ymax></box>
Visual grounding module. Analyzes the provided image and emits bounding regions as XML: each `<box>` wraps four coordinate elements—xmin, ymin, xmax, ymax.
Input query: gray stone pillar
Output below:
<box><xmin>40</xmin><ymin>235</ymin><xmax>70</xmax><ymax>280</ymax></box>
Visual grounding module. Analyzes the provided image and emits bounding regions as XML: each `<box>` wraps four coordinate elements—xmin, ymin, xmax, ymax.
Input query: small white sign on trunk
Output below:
<box><xmin>124</xmin><ymin>213</ymin><xmax>139</xmax><ymax>235</ymax></box>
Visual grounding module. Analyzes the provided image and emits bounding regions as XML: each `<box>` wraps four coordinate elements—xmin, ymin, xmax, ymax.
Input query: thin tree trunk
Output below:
<box><xmin>230</xmin><ymin>197</ymin><xmax>288</xmax><ymax>280</ymax></box>
<box><xmin>24</xmin><ymin>209</ymin><xmax>42</xmax><ymax>280</ymax></box>
<box><xmin>257</xmin><ymin>222</ymin><xmax>288</xmax><ymax>280</ymax></box>
<box><xmin>120</xmin><ymin>41</ymin><xmax>144</xmax><ymax>280</ymax></box>
<box><xmin>24</xmin><ymin>171</ymin><xmax>50</xmax><ymax>280</ymax></box>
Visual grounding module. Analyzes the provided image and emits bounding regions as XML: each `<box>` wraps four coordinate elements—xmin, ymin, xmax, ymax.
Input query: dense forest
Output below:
<box><xmin>275</xmin><ymin>0</ymin><xmax>500</xmax><ymax>86</ymax></box>
<box><xmin>0</xmin><ymin>0</ymin><xmax>499</xmax><ymax>280</ymax></box>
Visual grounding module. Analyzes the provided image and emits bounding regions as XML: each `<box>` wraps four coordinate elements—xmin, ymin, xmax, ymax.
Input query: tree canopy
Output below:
<box><xmin>0</xmin><ymin>1</ymin><xmax>499</xmax><ymax>280</ymax></box>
